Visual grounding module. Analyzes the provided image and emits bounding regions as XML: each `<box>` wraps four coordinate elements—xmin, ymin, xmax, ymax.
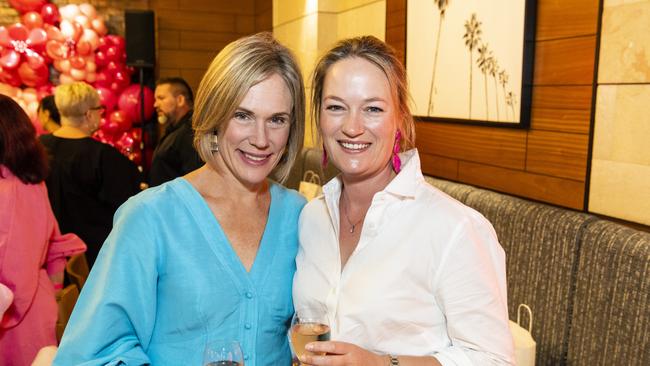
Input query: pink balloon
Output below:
<box><xmin>117</xmin><ymin>84</ymin><xmax>155</xmax><ymax>124</ymax></box>
<box><xmin>91</xmin><ymin>18</ymin><xmax>107</xmax><ymax>36</ymax></box>
<box><xmin>96</xmin><ymin>86</ymin><xmax>117</xmax><ymax>111</ymax></box>
<box><xmin>79</xmin><ymin>4</ymin><xmax>97</xmax><ymax>18</ymax></box>
<box><xmin>69</xmin><ymin>67</ymin><xmax>86</xmax><ymax>81</ymax></box>
<box><xmin>108</xmin><ymin>109</ymin><xmax>132</xmax><ymax>133</ymax></box>
<box><xmin>58</xmin><ymin>72</ymin><xmax>74</xmax><ymax>85</ymax></box>
<box><xmin>8</xmin><ymin>0</ymin><xmax>47</xmax><ymax>14</ymax></box>
<box><xmin>58</xmin><ymin>4</ymin><xmax>80</xmax><ymax>21</ymax></box>
<box><xmin>40</xmin><ymin>4</ymin><xmax>60</xmax><ymax>25</ymax></box>
<box><xmin>22</xmin><ymin>11</ymin><xmax>43</xmax><ymax>29</ymax></box>
<box><xmin>85</xmin><ymin>71</ymin><xmax>96</xmax><ymax>83</ymax></box>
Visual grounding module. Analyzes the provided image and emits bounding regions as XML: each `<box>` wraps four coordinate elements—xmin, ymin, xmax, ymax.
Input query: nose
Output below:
<box><xmin>341</xmin><ymin>110</ymin><xmax>364</xmax><ymax>137</ymax></box>
<box><xmin>249</xmin><ymin>120</ymin><xmax>269</xmax><ymax>149</ymax></box>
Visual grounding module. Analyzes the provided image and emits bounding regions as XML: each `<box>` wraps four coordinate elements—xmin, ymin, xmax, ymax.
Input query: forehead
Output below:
<box><xmin>323</xmin><ymin>57</ymin><xmax>391</xmax><ymax>99</ymax></box>
<box><xmin>155</xmin><ymin>84</ymin><xmax>173</xmax><ymax>96</ymax></box>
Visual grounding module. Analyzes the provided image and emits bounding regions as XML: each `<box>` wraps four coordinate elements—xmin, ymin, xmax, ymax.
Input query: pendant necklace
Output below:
<box><xmin>341</xmin><ymin>190</ymin><xmax>363</xmax><ymax>234</ymax></box>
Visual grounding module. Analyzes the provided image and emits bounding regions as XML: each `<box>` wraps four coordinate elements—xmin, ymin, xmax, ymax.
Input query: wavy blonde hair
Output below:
<box><xmin>193</xmin><ymin>32</ymin><xmax>305</xmax><ymax>183</ymax></box>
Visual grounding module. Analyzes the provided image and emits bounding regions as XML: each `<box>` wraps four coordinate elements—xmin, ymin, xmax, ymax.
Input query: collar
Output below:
<box><xmin>164</xmin><ymin>110</ymin><xmax>193</xmax><ymax>135</ymax></box>
<box><xmin>322</xmin><ymin>148</ymin><xmax>423</xmax><ymax>201</ymax></box>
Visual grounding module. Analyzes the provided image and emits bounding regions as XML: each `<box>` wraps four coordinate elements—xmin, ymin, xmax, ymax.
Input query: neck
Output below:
<box><xmin>340</xmin><ymin>163</ymin><xmax>395</xmax><ymax>206</ymax></box>
<box><xmin>187</xmin><ymin>162</ymin><xmax>269</xmax><ymax>206</ymax></box>
<box><xmin>53</xmin><ymin>121</ymin><xmax>92</xmax><ymax>138</ymax></box>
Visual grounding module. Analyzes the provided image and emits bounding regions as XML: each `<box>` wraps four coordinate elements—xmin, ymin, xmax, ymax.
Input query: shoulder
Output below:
<box><xmin>272</xmin><ymin>183</ymin><xmax>307</xmax><ymax>211</ymax></box>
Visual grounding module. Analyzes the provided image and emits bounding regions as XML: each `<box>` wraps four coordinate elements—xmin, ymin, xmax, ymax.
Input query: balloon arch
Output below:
<box><xmin>0</xmin><ymin>0</ymin><xmax>154</xmax><ymax>164</ymax></box>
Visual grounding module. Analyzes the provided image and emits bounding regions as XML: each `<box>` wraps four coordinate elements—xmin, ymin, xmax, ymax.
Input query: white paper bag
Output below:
<box><xmin>509</xmin><ymin>303</ymin><xmax>536</xmax><ymax>366</ymax></box>
<box><xmin>299</xmin><ymin>170</ymin><xmax>322</xmax><ymax>201</ymax></box>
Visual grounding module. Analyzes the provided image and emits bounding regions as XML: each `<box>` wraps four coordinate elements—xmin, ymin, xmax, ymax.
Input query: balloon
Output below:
<box><xmin>105</xmin><ymin>35</ymin><xmax>125</xmax><ymax>52</ymax></box>
<box><xmin>95</xmin><ymin>50</ymin><xmax>107</xmax><ymax>67</ymax></box>
<box><xmin>40</xmin><ymin>4</ymin><xmax>60</xmax><ymax>25</ymax></box>
<box><xmin>79</xmin><ymin>4</ymin><xmax>97</xmax><ymax>19</ymax></box>
<box><xmin>105</xmin><ymin>46</ymin><xmax>121</xmax><ymax>63</ymax></box>
<box><xmin>58</xmin><ymin>4</ymin><xmax>80</xmax><ymax>21</ymax></box>
<box><xmin>94</xmin><ymin>69</ymin><xmax>113</xmax><ymax>88</ymax></box>
<box><xmin>17</xmin><ymin>60</ymin><xmax>48</xmax><ymax>87</ymax></box>
<box><xmin>22</xmin><ymin>11</ymin><xmax>43</xmax><ymax>29</ymax></box>
<box><xmin>69</xmin><ymin>67</ymin><xmax>86</xmax><ymax>80</ymax></box>
<box><xmin>108</xmin><ymin>109</ymin><xmax>132</xmax><ymax>134</ymax></box>
<box><xmin>8</xmin><ymin>0</ymin><xmax>47</xmax><ymax>14</ymax></box>
<box><xmin>115</xmin><ymin>131</ymin><xmax>135</xmax><ymax>152</ymax></box>
<box><xmin>96</xmin><ymin>86</ymin><xmax>117</xmax><ymax>111</ymax></box>
<box><xmin>91</xmin><ymin>18</ymin><xmax>107</xmax><ymax>36</ymax></box>
<box><xmin>117</xmin><ymin>84</ymin><xmax>155</xmax><ymax>124</ymax></box>
<box><xmin>0</xmin><ymin>66</ymin><xmax>22</xmax><ymax>86</ymax></box>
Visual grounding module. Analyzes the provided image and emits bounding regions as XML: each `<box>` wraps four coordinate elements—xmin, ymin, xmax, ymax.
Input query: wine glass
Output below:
<box><xmin>288</xmin><ymin>305</ymin><xmax>331</xmax><ymax>364</ymax></box>
<box><xmin>203</xmin><ymin>340</ymin><xmax>244</xmax><ymax>366</ymax></box>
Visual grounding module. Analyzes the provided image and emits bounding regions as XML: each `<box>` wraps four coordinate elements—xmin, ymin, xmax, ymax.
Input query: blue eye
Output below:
<box><xmin>325</xmin><ymin>104</ymin><xmax>344</xmax><ymax>111</ymax></box>
<box><xmin>234</xmin><ymin>111</ymin><xmax>251</xmax><ymax>120</ymax></box>
<box><xmin>269</xmin><ymin>115</ymin><xmax>289</xmax><ymax>127</ymax></box>
<box><xmin>365</xmin><ymin>106</ymin><xmax>384</xmax><ymax>113</ymax></box>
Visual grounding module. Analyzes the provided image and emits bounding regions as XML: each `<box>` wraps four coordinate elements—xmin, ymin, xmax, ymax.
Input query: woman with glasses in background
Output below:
<box><xmin>39</xmin><ymin>82</ymin><xmax>142</xmax><ymax>268</ymax></box>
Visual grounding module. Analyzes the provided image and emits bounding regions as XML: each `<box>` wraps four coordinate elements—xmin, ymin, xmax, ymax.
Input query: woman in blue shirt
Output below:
<box><xmin>54</xmin><ymin>32</ymin><xmax>306</xmax><ymax>366</ymax></box>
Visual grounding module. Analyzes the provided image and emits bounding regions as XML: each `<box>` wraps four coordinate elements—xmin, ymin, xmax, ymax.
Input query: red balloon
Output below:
<box><xmin>108</xmin><ymin>109</ymin><xmax>132</xmax><ymax>134</ymax></box>
<box><xmin>8</xmin><ymin>0</ymin><xmax>47</xmax><ymax>14</ymax></box>
<box><xmin>0</xmin><ymin>66</ymin><xmax>22</xmax><ymax>86</ymax></box>
<box><xmin>94</xmin><ymin>69</ymin><xmax>113</xmax><ymax>88</ymax></box>
<box><xmin>22</xmin><ymin>11</ymin><xmax>43</xmax><ymax>29</ymax></box>
<box><xmin>17</xmin><ymin>62</ymin><xmax>48</xmax><ymax>87</ymax></box>
<box><xmin>40</xmin><ymin>4</ymin><xmax>60</xmax><ymax>25</ymax></box>
<box><xmin>115</xmin><ymin>131</ymin><xmax>135</xmax><ymax>152</ymax></box>
<box><xmin>105</xmin><ymin>35</ymin><xmax>125</xmax><ymax>52</ymax></box>
<box><xmin>96</xmin><ymin>86</ymin><xmax>117</xmax><ymax>111</ymax></box>
<box><xmin>105</xmin><ymin>46</ymin><xmax>121</xmax><ymax>63</ymax></box>
<box><xmin>117</xmin><ymin>84</ymin><xmax>155</xmax><ymax>124</ymax></box>
<box><xmin>95</xmin><ymin>50</ymin><xmax>107</xmax><ymax>67</ymax></box>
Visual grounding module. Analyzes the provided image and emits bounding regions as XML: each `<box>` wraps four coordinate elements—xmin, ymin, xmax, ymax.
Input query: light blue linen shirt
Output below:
<box><xmin>54</xmin><ymin>178</ymin><xmax>306</xmax><ymax>366</ymax></box>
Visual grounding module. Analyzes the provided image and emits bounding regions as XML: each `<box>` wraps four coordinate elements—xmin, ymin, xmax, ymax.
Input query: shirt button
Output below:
<box><xmin>244</xmin><ymin>355</ymin><xmax>250</xmax><ymax>361</ymax></box>
<box><xmin>245</xmin><ymin>292</ymin><xmax>253</xmax><ymax>299</ymax></box>
<box><xmin>245</xmin><ymin>323</ymin><xmax>252</xmax><ymax>329</ymax></box>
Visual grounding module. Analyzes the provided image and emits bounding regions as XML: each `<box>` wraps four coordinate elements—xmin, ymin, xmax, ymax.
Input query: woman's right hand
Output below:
<box><xmin>299</xmin><ymin>341</ymin><xmax>387</xmax><ymax>366</ymax></box>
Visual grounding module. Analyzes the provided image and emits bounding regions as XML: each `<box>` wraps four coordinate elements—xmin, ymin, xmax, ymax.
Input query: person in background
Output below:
<box><xmin>149</xmin><ymin>77</ymin><xmax>202</xmax><ymax>186</ymax></box>
<box><xmin>0</xmin><ymin>95</ymin><xmax>86</xmax><ymax>366</ymax></box>
<box><xmin>54</xmin><ymin>32</ymin><xmax>306</xmax><ymax>366</ymax></box>
<box><xmin>293</xmin><ymin>36</ymin><xmax>514</xmax><ymax>365</ymax></box>
<box><xmin>39</xmin><ymin>82</ymin><xmax>142</xmax><ymax>268</ymax></box>
<box><xmin>37</xmin><ymin>95</ymin><xmax>61</xmax><ymax>133</ymax></box>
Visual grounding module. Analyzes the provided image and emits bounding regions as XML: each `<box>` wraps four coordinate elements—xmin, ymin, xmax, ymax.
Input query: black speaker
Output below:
<box><xmin>125</xmin><ymin>10</ymin><xmax>155</xmax><ymax>68</ymax></box>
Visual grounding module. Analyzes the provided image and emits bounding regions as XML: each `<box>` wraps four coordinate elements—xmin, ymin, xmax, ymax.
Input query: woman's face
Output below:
<box><xmin>217</xmin><ymin>73</ymin><xmax>292</xmax><ymax>187</ymax></box>
<box><xmin>320</xmin><ymin>57</ymin><xmax>398</xmax><ymax>180</ymax></box>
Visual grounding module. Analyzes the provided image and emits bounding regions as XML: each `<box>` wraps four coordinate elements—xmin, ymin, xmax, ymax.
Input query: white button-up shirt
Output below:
<box><xmin>293</xmin><ymin>149</ymin><xmax>514</xmax><ymax>365</ymax></box>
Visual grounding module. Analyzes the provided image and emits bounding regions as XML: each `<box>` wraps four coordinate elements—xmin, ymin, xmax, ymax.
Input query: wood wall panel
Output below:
<box><xmin>156</xmin><ymin>10</ymin><xmax>236</xmax><ymax>32</ymax></box>
<box><xmin>419</xmin><ymin>153</ymin><xmax>458</xmax><ymax>181</ymax></box>
<box><xmin>416</xmin><ymin>122</ymin><xmax>527</xmax><ymax>170</ymax></box>
<box><xmin>531</xmin><ymin>108</ymin><xmax>591</xmax><ymax>134</ymax></box>
<box><xmin>536</xmin><ymin>0</ymin><xmax>599</xmax><ymax>40</ymax></box>
<box><xmin>179</xmin><ymin>31</ymin><xmax>239</xmax><ymax>51</ymax></box>
<box><xmin>458</xmin><ymin>162</ymin><xmax>585</xmax><ymax>209</ymax></box>
<box><xmin>157</xmin><ymin>49</ymin><xmax>217</xmax><ymax>69</ymax></box>
<box><xmin>178</xmin><ymin>0</ymin><xmax>255</xmax><ymax>14</ymax></box>
<box><xmin>526</xmin><ymin>130</ymin><xmax>589</xmax><ymax>181</ymax></box>
<box><xmin>532</xmin><ymin>86</ymin><xmax>593</xmax><ymax>110</ymax></box>
<box><xmin>533</xmin><ymin>36</ymin><xmax>597</xmax><ymax>85</ymax></box>
<box><xmin>387</xmin><ymin>0</ymin><xmax>599</xmax><ymax>210</ymax></box>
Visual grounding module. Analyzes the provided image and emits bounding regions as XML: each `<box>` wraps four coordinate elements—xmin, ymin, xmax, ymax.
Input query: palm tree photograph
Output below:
<box><xmin>406</xmin><ymin>0</ymin><xmax>535</xmax><ymax>127</ymax></box>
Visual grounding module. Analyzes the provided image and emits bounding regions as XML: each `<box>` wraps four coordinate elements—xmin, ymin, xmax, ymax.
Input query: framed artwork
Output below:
<box><xmin>406</xmin><ymin>0</ymin><xmax>536</xmax><ymax>128</ymax></box>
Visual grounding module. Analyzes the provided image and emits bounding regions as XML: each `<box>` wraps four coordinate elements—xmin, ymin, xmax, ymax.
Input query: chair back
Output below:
<box><xmin>66</xmin><ymin>253</ymin><xmax>89</xmax><ymax>290</ymax></box>
<box><xmin>55</xmin><ymin>284</ymin><xmax>79</xmax><ymax>342</ymax></box>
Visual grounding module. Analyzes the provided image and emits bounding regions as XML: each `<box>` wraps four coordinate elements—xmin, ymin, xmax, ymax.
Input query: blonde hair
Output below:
<box><xmin>311</xmin><ymin>36</ymin><xmax>416</xmax><ymax>150</ymax></box>
<box><xmin>54</xmin><ymin>82</ymin><xmax>99</xmax><ymax>125</ymax></box>
<box><xmin>193</xmin><ymin>32</ymin><xmax>305</xmax><ymax>183</ymax></box>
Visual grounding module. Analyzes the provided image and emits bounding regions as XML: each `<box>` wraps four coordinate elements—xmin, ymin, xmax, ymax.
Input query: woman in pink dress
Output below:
<box><xmin>0</xmin><ymin>95</ymin><xmax>86</xmax><ymax>366</ymax></box>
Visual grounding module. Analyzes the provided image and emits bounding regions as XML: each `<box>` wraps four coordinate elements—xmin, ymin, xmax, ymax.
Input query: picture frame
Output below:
<box><xmin>406</xmin><ymin>0</ymin><xmax>536</xmax><ymax>128</ymax></box>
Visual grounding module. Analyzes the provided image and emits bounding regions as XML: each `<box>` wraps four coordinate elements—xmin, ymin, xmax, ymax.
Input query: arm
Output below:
<box><xmin>300</xmin><ymin>342</ymin><xmax>442</xmax><ymax>366</ymax></box>
<box><xmin>53</xmin><ymin>199</ymin><xmax>158</xmax><ymax>366</ymax></box>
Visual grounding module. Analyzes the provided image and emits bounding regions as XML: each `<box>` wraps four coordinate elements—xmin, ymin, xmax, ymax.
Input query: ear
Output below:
<box><xmin>176</xmin><ymin>94</ymin><xmax>186</xmax><ymax>107</ymax></box>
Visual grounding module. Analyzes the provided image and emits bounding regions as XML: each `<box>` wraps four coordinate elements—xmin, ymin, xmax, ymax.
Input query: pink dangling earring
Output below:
<box><xmin>391</xmin><ymin>130</ymin><xmax>402</xmax><ymax>173</ymax></box>
<box><xmin>321</xmin><ymin>144</ymin><xmax>328</xmax><ymax>168</ymax></box>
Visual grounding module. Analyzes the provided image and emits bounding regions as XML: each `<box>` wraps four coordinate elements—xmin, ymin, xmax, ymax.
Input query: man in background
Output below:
<box><xmin>149</xmin><ymin>77</ymin><xmax>202</xmax><ymax>186</ymax></box>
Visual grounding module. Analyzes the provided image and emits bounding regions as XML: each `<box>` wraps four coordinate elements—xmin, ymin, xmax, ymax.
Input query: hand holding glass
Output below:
<box><xmin>289</xmin><ymin>306</ymin><xmax>331</xmax><ymax>363</ymax></box>
<box><xmin>203</xmin><ymin>340</ymin><xmax>244</xmax><ymax>366</ymax></box>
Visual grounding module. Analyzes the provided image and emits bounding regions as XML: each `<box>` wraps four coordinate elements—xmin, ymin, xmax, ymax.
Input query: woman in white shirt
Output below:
<box><xmin>293</xmin><ymin>36</ymin><xmax>515</xmax><ymax>366</ymax></box>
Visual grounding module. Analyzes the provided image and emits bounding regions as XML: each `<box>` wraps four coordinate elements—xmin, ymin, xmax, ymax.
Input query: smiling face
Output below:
<box><xmin>215</xmin><ymin>73</ymin><xmax>292</xmax><ymax>187</ymax></box>
<box><xmin>320</xmin><ymin>57</ymin><xmax>398</xmax><ymax>181</ymax></box>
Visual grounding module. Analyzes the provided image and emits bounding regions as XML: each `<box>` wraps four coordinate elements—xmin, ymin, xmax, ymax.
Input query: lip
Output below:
<box><xmin>238</xmin><ymin>149</ymin><xmax>273</xmax><ymax>166</ymax></box>
<box><xmin>337</xmin><ymin>140</ymin><xmax>371</xmax><ymax>153</ymax></box>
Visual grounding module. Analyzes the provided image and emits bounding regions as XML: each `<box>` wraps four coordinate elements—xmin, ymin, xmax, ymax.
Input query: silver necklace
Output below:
<box><xmin>341</xmin><ymin>191</ymin><xmax>363</xmax><ymax>234</ymax></box>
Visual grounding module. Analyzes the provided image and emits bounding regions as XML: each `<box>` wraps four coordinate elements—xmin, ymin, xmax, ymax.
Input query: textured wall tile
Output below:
<box><xmin>599</xmin><ymin>1</ymin><xmax>650</xmax><ymax>83</ymax></box>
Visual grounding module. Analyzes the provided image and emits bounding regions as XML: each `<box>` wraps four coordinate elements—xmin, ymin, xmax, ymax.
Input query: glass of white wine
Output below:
<box><xmin>289</xmin><ymin>305</ymin><xmax>331</xmax><ymax>364</ymax></box>
<box><xmin>203</xmin><ymin>340</ymin><xmax>244</xmax><ymax>366</ymax></box>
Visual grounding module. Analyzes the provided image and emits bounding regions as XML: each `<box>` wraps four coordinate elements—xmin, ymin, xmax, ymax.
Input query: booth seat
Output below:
<box><xmin>285</xmin><ymin>148</ymin><xmax>650</xmax><ymax>366</ymax></box>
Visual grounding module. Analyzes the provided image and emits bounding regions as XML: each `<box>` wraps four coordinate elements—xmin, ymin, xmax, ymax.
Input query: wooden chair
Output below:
<box><xmin>55</xmin><ymin>284</ymin><xmax>79</xmax><ymax>342</ymax></box>
<box><xmin>66</xmin><ymin>253</ymin><xmax>89</xmax><ymax>291</ymax></box>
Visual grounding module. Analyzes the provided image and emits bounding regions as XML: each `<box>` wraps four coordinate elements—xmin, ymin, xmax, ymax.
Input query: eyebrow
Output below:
<box><xmin>235</xmin><ymin>107</ymin><xmax>291</xmax><ymax>117</ymax></box>
<box><xmin>323</xmin><ymin>95</ymin><xmax>388</xmax><ymax>103</ymax></box>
